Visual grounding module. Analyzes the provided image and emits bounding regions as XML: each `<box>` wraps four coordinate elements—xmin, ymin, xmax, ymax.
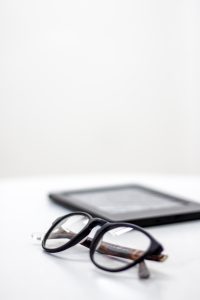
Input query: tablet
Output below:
<box><xmin>49</xmin><ymin>184</ymin><xmax>200</xmax><ymax>227</ymax></box>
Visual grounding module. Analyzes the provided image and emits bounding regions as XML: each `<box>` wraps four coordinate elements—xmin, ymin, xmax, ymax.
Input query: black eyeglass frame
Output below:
<box><xmin>42</xmin><ymin>211</ymin><xmax>164</xmax><ymax>273</ymax></box>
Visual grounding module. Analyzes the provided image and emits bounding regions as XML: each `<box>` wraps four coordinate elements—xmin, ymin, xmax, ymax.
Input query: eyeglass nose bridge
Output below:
<box><xmin>78</xmin><ymin>218</ymin><xmax>106</xmax><ymax>244</ymax></box>
<box><xmin>65</xmin><ymin>218</ymin><xmax>106</xmax><ymax>248</ymax></box>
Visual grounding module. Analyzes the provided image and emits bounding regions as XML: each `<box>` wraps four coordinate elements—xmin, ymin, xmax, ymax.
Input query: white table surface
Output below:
<box><xmin>1</xmin><ymin>174</ymin><xmax>200</xmax><ymax>300</ymax></box>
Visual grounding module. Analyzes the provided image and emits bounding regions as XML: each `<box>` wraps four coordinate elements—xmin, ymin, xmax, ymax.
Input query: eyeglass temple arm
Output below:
<box><xmin>82</xmin><ymin>236</ymin><xmax>167</xmax><ymax>262</ymax></box>
<box><xmin>49</xmin><ymin>229</ymin><xmax>167</xmax><ymax>262</ymax></box>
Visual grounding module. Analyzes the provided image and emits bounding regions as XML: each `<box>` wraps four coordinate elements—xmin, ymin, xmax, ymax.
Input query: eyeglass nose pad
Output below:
<box><xmin>79</xmin><ymin>236</ymin><xmax>89</xmax><ymax>243</ymax></box>
<box><xmin>79</xmin><ymin>226</ymin><xmax>101</xmax><ymax>244</ymax></box>
<box><xmin>78</xmin><ymin>229</ymin><xmax>93</xmax><ymax>244</ymax></box>
<box><xmin>31</xmin><ymin>232</ymin><xmax>44</xmax><ymax>243</ymax></box>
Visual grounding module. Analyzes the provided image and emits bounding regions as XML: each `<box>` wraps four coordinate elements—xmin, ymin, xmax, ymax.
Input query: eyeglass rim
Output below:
<box><xmin>42</xmin><ymin>211</ymin><xmax>94</xmax><ymax>252</ymax></box>
<box><xmin>89</xmin><ymin>222</ymin><xmax>161</xmax><ymax>272</ymax></box>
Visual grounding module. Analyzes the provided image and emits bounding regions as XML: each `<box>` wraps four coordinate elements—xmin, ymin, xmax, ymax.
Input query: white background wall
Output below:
<box><xmin>0</xmin><ymin>0</ymin><xmax>200</xmax><ymax>178</ymax></box>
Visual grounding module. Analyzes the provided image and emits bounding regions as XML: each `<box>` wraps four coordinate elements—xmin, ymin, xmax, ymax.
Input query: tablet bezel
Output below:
<box><xmin>49</xmin><ymin>184</ymin><xmax>200</xmax><ymax>227</ymax></box>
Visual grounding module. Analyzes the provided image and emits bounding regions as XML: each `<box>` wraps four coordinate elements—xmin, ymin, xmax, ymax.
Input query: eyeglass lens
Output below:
<box><xmin>92</xmin><ymin>226</ymin><xmax>150</xmax><ymax>270</ymax></box>
<box><xmin>44</xmin><ymin>214</ymin><xmax>90</xmax><ymax>249</ymax></box>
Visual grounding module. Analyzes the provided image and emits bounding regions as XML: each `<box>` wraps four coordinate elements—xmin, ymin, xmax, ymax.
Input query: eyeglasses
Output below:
<box><xmin>40</xmin><ymin>212</ymin><xmax>168</xmax><ymax>279</ymax></box>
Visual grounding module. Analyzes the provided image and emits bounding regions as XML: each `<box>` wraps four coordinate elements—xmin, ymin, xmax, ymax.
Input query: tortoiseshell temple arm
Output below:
<box><xmin>86</xmin><ymin>238</ymin><xmax>167</xmax><ymax>262</ymax></box>
<box><xmin>49</xmin><ymin>229</ymin><xmax>168</xmax><ymax>263</ymax></box>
